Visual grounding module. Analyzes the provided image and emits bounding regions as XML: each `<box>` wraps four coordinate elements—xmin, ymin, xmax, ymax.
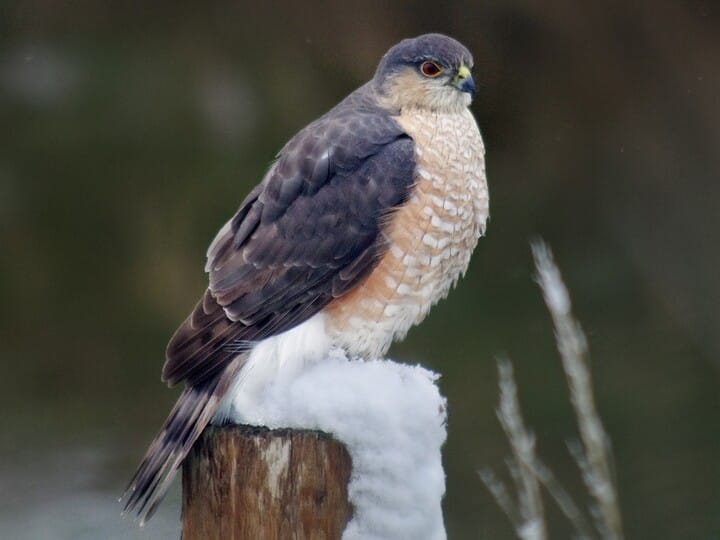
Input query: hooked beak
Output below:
<box><xmin>452</xmin><ymin>64</ymin><xmax>475</xmax><ymax>96</ymax></box>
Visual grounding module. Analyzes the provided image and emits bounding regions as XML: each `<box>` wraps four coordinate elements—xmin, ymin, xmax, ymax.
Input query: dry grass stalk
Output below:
<box><xmin>479</xmin><ymin>359</ymin><xmax>546</xmax><ymax>540</ymax></box>
<box><xmin>480</xmin><ymin>241</ymin><xmax>623</xmax><ymax>540</ymax></box>
<box><xmin>531</xmin><ymin>241</ymin><xmax>623</xmax><ymax>540</ymax></box>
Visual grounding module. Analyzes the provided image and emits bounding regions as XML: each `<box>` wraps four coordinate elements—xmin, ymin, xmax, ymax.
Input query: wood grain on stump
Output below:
<box><xmin>182</xmin><ymin>424</ymin><xmax>353</xmax><ymax>540</ymax></box>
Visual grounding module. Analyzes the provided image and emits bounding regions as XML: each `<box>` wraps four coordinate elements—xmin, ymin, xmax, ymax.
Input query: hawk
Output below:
<box><xmin>123</xmin><ymin>33</ymin><xmax>488</xmax><ymax>522</ymax></box>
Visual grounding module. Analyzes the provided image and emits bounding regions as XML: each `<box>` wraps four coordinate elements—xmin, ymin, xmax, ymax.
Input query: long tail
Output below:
<box><xmin>121</xmin><ymin>358</ymin><xmax>243</xmax><ymax>524</ymax></box>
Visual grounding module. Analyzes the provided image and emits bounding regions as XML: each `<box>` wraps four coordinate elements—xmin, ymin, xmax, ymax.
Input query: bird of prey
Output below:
<box><xmin>122</xmin><ymin>33</ymin><xmax>488</xmax><ymax>522</ymax></box>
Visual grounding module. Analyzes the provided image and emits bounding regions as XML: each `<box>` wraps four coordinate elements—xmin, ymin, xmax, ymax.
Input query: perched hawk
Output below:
<box><xmin>123</xmin><ymin>33</ymin><xmax>488</xmax><ymax>522</ymax></box>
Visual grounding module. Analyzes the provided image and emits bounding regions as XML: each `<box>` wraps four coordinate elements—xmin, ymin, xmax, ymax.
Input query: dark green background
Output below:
<box><xmin>2</xmin><ymin>2</ymin><xmax>719</xmax><ymax>538</ymax></box>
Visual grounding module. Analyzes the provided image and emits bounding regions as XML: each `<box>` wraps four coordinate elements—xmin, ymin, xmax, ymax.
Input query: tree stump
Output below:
<box><xmin>181</xmin><ymin>424</ymin><xmax>353</xmax><ymax>540</ymax></box>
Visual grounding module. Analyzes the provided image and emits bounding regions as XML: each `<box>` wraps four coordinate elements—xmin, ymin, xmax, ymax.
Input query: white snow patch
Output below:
<box><xmin>231</xmin><ymin>351</ymin><xmax>448</xmax><ymax>540</ymax></box>
<box><xmin>214</xmin><ymin>312</ymin><xmax>332</xmax><ymax>425</ymax></box>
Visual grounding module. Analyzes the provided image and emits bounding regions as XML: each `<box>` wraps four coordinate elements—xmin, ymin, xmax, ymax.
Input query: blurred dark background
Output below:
<box><xmin>1</xmin><ymin>1</ymin><xmax>719</xmax><ymax>538</ymax></box>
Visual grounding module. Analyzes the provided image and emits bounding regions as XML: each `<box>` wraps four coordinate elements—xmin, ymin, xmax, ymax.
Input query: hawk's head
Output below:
<box><xmin>374</xmin><ymin>34</ymin><xmax>475</xmax><ymax>113</ymax></box>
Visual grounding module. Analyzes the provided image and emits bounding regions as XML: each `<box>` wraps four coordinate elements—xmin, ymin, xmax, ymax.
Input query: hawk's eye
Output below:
<box><xmin>420</xmin><ymin>61</ymin><xmax>442</xmax><ymax>77</ymax></box>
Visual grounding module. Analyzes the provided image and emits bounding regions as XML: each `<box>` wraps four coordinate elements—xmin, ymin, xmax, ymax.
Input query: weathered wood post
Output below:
<box><xmin>181</xmin><ymin>424</ymin><xmax>353</xmax><ymax>540</ymax></box>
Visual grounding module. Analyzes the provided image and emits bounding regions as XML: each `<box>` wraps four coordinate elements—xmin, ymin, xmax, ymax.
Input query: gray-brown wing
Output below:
<box><xmin>163</xmin><ymin>110</ymin><xmax>415</xmax><ymax>386</ymax></box>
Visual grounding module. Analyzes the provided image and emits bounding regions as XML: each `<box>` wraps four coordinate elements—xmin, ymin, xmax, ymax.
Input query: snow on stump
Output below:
<box><xmin>183</xmin><ymin>354</ymin><xmax>448</xmax><ymax>540</ymax></box>
<box><xmin>182</xmin><ymin>425</ymin><xmax>352</xmax><ymax>539</ymax></box>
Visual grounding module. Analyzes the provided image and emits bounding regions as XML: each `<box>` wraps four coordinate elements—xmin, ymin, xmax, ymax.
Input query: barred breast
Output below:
<box><xmin>326</xmin><ymin>107</ymin><xmax>488</xmax><ymax>358</ymax></box>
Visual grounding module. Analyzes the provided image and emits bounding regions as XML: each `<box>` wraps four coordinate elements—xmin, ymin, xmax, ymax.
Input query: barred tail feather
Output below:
<box><xmin>121</xmin><ymin>356</ymin><xmax>244</xmax><ymax>524</ymax></box>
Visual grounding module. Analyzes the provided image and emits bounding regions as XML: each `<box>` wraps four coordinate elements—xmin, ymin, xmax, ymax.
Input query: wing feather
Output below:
<box><xmin>163</xmin><ymin>107</ymin><xmax>415</xmax><ymax>387</ymax></box>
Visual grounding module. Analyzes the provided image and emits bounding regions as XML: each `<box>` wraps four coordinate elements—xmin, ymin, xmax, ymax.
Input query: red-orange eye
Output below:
<box><xmin>420</xmin><ymin>61</ymin><xmax>442</xmax><ymax>77</ymax></box>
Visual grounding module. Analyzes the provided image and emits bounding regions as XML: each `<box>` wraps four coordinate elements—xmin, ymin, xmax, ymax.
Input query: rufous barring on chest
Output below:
<box><xmin>326</xmin><ymin>107</ymin><xmax>489</xmax><ymax>357</ymax></box>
